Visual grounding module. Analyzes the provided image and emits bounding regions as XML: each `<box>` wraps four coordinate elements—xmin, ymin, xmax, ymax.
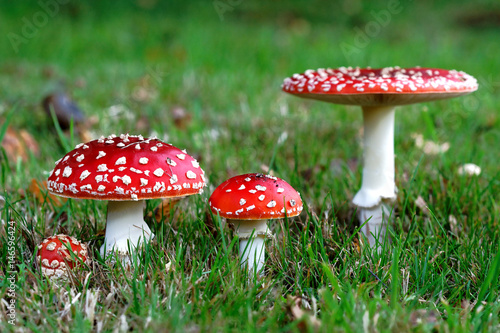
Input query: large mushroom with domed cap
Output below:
<box><xmin>209</xmin><ymin>173</ymin><xmax>303</xmax><ymax>275</ymax></box>
<box><xmin>47</xmin><ymin>134</ymin><xmax>206</xmax><ymax>259</ymax></box>
<box><xmin>282</xmin><ymin>66</ymin><xmax>478</xmax><ymax>248</ymax></box>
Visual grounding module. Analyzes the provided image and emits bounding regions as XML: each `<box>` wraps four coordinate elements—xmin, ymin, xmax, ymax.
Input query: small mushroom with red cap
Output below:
<box><xmin>47</xmin><ymin>134</ymin><xmax>206</xmax><ymax>259</ymax></box>
<box><xmin>37</xmin><ymin>234</ymin><xmax>90</xmax><ymax>279</ymax></box>
<box><xmin>283</xmin><ymin>67</ymin><xmax>478</xmax><ymax>247</ymax></box>
<box><xmin>209</xmin><ymin>173</ymin><xmax>303</xmax><ymax>274</ymax></box>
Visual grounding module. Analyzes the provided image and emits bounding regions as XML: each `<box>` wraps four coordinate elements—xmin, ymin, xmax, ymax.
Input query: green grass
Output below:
<box><xmin>1</xmin><ymin>0</ymin><xmax>500</xmax><ymax>331</ymax></box>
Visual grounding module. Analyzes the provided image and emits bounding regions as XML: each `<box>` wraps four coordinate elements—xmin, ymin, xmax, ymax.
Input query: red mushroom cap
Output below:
<box><xmin>282</xmin><ymin>66</ymin><xmax>478</xmax><ymax>106</ymax></box>
<box><xmin>36</xmin><ymin>234</ymin><xmax>90</xmax><ymax>279</ymax></box>
<box><xmin>47</xmin><ymin>134</ymin><xmax>206</xmax><ymax>201</ymax></box>
<box><xmin>209</xmin><ymin>173</ymin><xmax>303</xmax><ymax>220</ymax></box>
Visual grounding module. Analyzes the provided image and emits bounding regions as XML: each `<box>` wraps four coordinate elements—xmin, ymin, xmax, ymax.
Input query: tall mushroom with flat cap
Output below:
<box><xmin>283</xmin><ymin>67</ymin><xmax>478</xmax><ymax>247</ymax></box>
<box><xmin>209</xmin><ymin>173</ymin><xmax>303</xmax><ymax>274</ymax></box>
<box><xmin>47</xmin><ymin>134</ymin><xmax>206</xmax><ymax>259</ymax></box>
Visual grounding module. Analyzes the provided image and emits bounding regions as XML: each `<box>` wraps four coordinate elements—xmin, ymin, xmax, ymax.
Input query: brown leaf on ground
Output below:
<box><xmin>171</xmin><ymin>106</ymin><xmax>192</xmax><ymax>129</ymax></box>
<box><xmin>287</xmin><ymin>295</ymin><xmax>321</xmax><ymax>331</ymax></box>
<box><xmin>153</xmin><ymin>197</ymin><xmax>181</xmax><ymax>223</ymax></box>
<box><xmin>78</xmin><ymin>128</ymin><xmax>93</xmax><ymax>143</ymax></box>
<box><xmin>19</xmin><ymin>130</ymin><xmax>40</xmax><ymax>156</ymax></box>
<box><xmin>27</xmin><ymin>179</ymin><xmax>67</xmax><ymax>207</ymax></box>
<box><xmin>2</xmin><ymin>127</ymin><xmax>40</xmax><ymax>162</ymax></box>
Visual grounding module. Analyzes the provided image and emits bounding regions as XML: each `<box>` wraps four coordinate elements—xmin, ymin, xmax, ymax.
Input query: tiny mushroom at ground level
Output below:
<box><xmin>37</xmin><ymin>234</ymin><xmax>90</xmax><ymax>279</ymax></box>
<box><xmin>209</xmin><ymin>173</ymin><xmax>303</xmax><ymax>275</ymax></box>
<box><xmin>283</xmin><ymin>67</ymin><xmax>478</xmax><ymax>247</ymax></box>
<box><xmin>47</xmin><ymin>134</ymin><xmax>206</xmax><ymax>260</ymax></box>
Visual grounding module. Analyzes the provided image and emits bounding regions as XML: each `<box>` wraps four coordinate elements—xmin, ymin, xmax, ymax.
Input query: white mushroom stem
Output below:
<box><xmin>229</xmin><ymin>219</ymin><xmax>269</xmax><ymax>275</ymax></box>
<box><xmin>100</xmin><ymin>200</ymin><xmax>154</xmax><ymax>257</ymax></box>
<box><xmin>352</xmin><ymin>106</ymin><xmax>397</xmax><ymax>247</ymax></box>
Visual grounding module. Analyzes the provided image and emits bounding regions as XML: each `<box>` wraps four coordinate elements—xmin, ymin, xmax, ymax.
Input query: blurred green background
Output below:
<box><xmin>1</xmin><ymin>0</ymin><xmax>499</xmax><ymax>214</ymax></box>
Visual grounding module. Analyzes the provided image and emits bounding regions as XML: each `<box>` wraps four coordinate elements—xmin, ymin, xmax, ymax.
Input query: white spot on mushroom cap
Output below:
<box><xmin>170</xmin><ymin>174</ymin><xmax>178</xmax><ymax>184</ymax></box>
<box><xmin>98</xmin><ymin>164</ymin><xmax>108</xmax><ymax>172</ymax></box>
<box><xmin>130</xmin><ymin>167</ymin><xmax>142</xmax><ymax>174</ymax></box>
<box><xmin>76</xmin><ymin>154</ymin><xmax>84</xmax><ymax>162</ymax></box>
<box><xmin>115</xmin><ymin>157</ymin><xmax>126</xmax><ymax>165</ymax></box>
<box><xmin>154</xmin><ymin>168</ymin><xmax>164</xmax><ymax>177</ymax></box>
<box><xmin>80</xmin><ymin>170</ymin><xmax>90</xmax><ymax>181</ymax></box>
<box><xmin>80</xmin><ymin>184</ymin><xmax>92</xmax><ymax>191</ymax></box>
<box><xmin>98</xmin><ymin>185</ymin><xmax>106</xmax><ymax>192</ymax></box>
<box><xmin>277</xmin><ymin>188</ymin><xmax>284</xmax><ymax>193</ymax></box>
<box><xmin>46</xmin><ymin>242</ymin><xmax>58</xmax><ymax>251</ymax></box>
<box><xmin>96</xmin><ymin>151</ymin><xmax>106</xmax><ymax>159</ymax></box>
<box><xmin>140</xmin><ymin>178</ymin><xmax>148</xmax><ymax>186</ymax></box>
<box><xmin>255</xmin><ymin>185</ymin><xmax>266</xmax><ymax>191</ymax></box>
<box><xmin>177</xmin><ymin>154</ymin><xmax>186</xmax><ymax>160</ymax></box>
<box><xmin>186</xmin><ymin>170</ymin><xmax>197</xmax><ymax>179</ymax></box>
<box><xmin>258</xmin><ymin>195</ymin><xmax>265</xmax><ymax>201</ymax></box>
<box><xmin>267</xmin><ymin>200</ymin><xmax>277</xmax><ymax>208</ymax></box>
<box><xmin>238</xmin><ymin>185</ymin><xmax>246</xmax><ymax>190</ymax></box>
<box><xmin>191</xmin><ymin>160</ymin><xmax>199</xmax><ymax>168</ymax></box>
<box><xmin>63</xmin><ymin>166</ymin><xmax>72</xmax><ymax>178</ymax></box>
<box><xmin>151</xmin><ymin>146</ymin><xmax>158</xmax><ymax>152</ymax></box>
<box><xmin>139</xmin><ymin>157</ymin><xmax>149</xmax><ymax>165</ymax></box>
<box><xmin>121</xmin><ymin>175</ymin><xmax>132</xmax><ymax>185</ymax></box>
<box><xmin>239</xmin><ymin>198</ymin><xmax>246</xmax><ymax>206</ymax></box>
<box><xmin>167</xmin><ymin>158</ymin><xmax>177</xmax><ymax>166</ymax></box>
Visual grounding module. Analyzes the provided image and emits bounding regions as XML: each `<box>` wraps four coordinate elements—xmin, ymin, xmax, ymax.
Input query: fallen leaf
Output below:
<box><xmin>287</xmin><ymin>295</ymin><xmax>321</xmax><ymax>331</ymax></box>
<box><xmin>1</xmin><ymin>127</ymin><xmax>40</xmax><ymax>162</ymax></box>
<box><xmin>260</xmin><ymin>164</ymin><xmax>275</xmax><ymax>176</ymax></box>
<box><xmin>171</xmin><ymin>106</ymin><xmax>192</xmax><ymax>129</ymax></box>
<box><xmin>153</xmin><ymin>197</ymin><xmax>181</xmax><ymax>222</ymax></box>
<box><xmin>27</xmin><ymin>179</ymin><xmax>67</xmax><ymax>207</ymax></box>
<box><xmin>79</xmin><ymin>129</ymin><xmax>93</xmax><ymax>143</ymax></box>
<box><xmin>19</xmin><ymin>130</ymin><xmax>40</xmax><ymax>156</ymax></box>
<box><xmin>2</xmin><ymin>127</ymin><xmax>26</xmax><ymax>161</ymax></box>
